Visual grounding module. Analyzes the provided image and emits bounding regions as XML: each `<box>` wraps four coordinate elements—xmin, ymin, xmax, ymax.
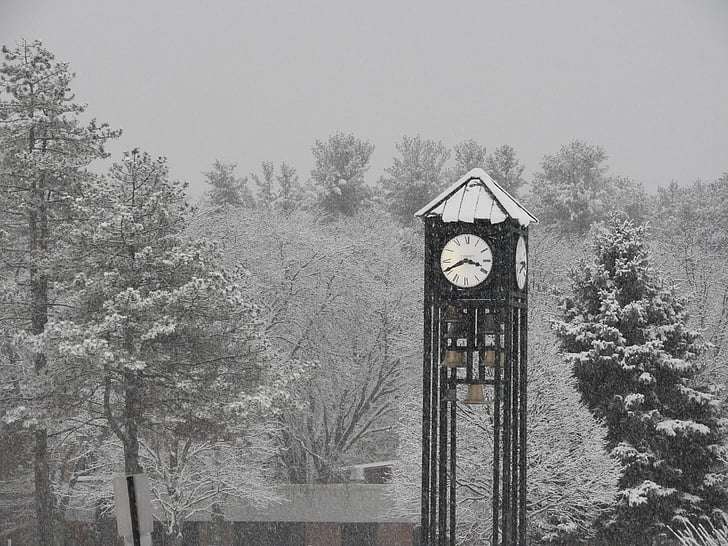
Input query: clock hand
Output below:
<box><xmin>443</xmin><ymin>259</ymin><xmax>467</xmax><ymax>273</ymax></box>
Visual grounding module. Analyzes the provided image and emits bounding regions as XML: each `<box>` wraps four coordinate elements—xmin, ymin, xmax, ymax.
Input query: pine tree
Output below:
<box><xmin>554</xmin><ymin>215</ymin><xmax>728</xmax><ymax>544</ymax></box>
<box><xmin>203</xmin><ymin>159</ymin><xmax>253</xmax><ymax>208</ymax></box>
<box><xmin>250</xmin><ymin>161</ymin><xmax>276</xmax><ymax>209</ymax></box>
<box><xmin>274</xmin><ymin>161</ymin><xmax>301</xmax><ymax>213</ymax></box>
<box><xmin>0</xmin><ymin>39</ymin><xmax>119</xmax><ymax>544</ymax></box>
<box><xmin>45</xmin><ymin>150</ymin><xmax>270</xmax><ymax>480</ymax></box>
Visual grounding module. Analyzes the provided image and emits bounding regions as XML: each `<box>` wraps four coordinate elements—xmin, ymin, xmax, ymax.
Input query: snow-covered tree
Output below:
<box><xmin>485</xmin><ymin>144</ymin><xmax>526</xmax><ymax>197</ymax></box>
<box><xmin>311</xmin><ymin>132</ymin><xmax>374</xmax><ymax>216</ymax></box>
<box><xmin>193</xmin><ymin>207</ymin><xmax>417</xmax><ymax>482</ymax></box>
<box><xmin>0</xmin><ymin>39</ymin><xmax>119</xmax><ymax>545</ymax></box>
<box><xmin>378</xmin><ymin>135</ymin><xmax>450</xmax><ymax>224</ymax></box>
<box><xmin>530</xmin><ymin>141</ymin><xmax>645</xmax><ymax>233</ymax></box>
<box><xmin>453</xmin><ymin>139</ymin><xmax>487</xmax><ymax>177</ymax></box>
<box><xmin>203</xmin><ymin>159</ymin><xmax>254</xmax><ymax>208</ymax></box>
<box><xmin>554</xmin><ymin>215</ymin><xmax>728</xmax><ymax>544</ymax></box>
<box><xmin>652</xmin><ymin>174</ymin><xmax>728</xmax><ymax>346</ymax></box>
<box><xmin>44</xmin><ymin>150</ymin><xmax>270</xmax><ymax>472</ymax></box>
<box><xmin>650</xmin><ymin>174</ymin><xmax>728</xmax><ymax>415</ymax></box>
<box><xmin>274</xmin><ymin>161</ymin><xmax>302</xmax><ymax>213</ymax></box>
<box><xmin>138</xmin><ymin>426</ymin><xmax>280</xmax><ymax>545</ymax></box>
<box><xmin>35</xmin><ymin>149</ymin><xmax>292</xmax><ymax>542</ymax></box>
<box><xmin>250</xmin><ymin>161</ymin><xmax>276</xmax><ymax>209</ymax></box>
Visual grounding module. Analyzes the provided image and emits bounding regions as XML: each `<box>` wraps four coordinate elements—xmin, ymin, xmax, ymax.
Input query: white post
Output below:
<box><xmin>113</xmin><ymin>474</ymin><xmax>154</xmax><ymax>546</ymax></box>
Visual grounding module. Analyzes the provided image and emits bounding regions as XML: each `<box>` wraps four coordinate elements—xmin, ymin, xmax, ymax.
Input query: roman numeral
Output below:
<box><xmin>465</xmin><ymin>236</ymin><xmax>470</xmax><ymax>244</ymax></box>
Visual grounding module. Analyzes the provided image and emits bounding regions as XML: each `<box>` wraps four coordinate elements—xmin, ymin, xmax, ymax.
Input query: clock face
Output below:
<box><xmin>440</xmin><ymin>234</ymin><xmax>493</xmax><ymax>288</ymax></box>
<box><xmin>515</xmin><ymin>235</ymin><xmax>527</xmax><ymax>290</ymax></box>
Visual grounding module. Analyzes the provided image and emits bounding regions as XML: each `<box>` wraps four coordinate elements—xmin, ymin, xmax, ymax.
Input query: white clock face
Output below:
<box><xmin>515</xmin><ymin>235</ymin><xmax>527</xmax><ymax>290</ymax></box>
<box><xmin>440</xmin><ymin>234</ymin><xmax>493</xmax><ymax>288</ymax></box>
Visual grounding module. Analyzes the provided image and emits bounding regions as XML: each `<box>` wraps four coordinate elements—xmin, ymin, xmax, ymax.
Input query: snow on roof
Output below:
<box><xmin>414</xmin><ymin>167</ymin><xmax>538</xmax><ymax>226</ymax></box>
<box><xmin>66</xmin><ymin>484</ymin><xmax>416</xmax><ymax>523</ymax></box>
<box><xmin>347</xmin><ymin>460</ymin><xmax>397</xmax><ymax>470</ymax></box>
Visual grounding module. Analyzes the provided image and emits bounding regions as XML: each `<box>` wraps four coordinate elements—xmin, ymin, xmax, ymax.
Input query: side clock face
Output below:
<box><xmin>515</xmin><ymin>235</ymin><xmax>527</xmax><ymax>290</ymax></box>
<box><xmin>440</xmin><ymin>234</ymin><xmax>493</xmax><ymax>288</ymax></box>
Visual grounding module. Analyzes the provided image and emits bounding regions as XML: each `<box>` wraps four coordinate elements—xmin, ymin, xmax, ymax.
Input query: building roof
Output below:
<box><xmin>347</xmin><ymin>460</ymin><xmax>397</xmax><ymax>482</ymax></box>
<box><xmin>66</xmin><ymin>484</ymin><xmax>415</xmax><ymax>524</ymax></box>
<box><xmin>225</xmin><ymin>484</ymin><xmax>411</xmax><ymax>523</ymax></box>
<box><xmin>414</xmin><ymin>167</ymin><xmax>538</xmax><ymax>226</ymax></box>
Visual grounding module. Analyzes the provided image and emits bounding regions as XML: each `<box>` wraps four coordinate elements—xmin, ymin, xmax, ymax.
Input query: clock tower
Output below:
<box><xmin>414</xmin><ymin>168</ymin><xmax>537</xmax><ymax>546</ymax></box>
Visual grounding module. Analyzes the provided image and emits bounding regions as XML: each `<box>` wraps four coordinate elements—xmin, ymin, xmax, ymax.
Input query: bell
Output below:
<box><xmin>443</xmin><ymin>350</ymin><xmax>466</xmax><ymax>368</ymax></box>
<box><xmin>480</xmin><ymin>351</ymin><xmax>505</xmax><ymax>368</ymax></box>
<box><xmin>464</xmin><ymin>384</ymin><xmax>487</xmax><ymax>405</ymax></box>
<box><xmin>444</xmin><ymin>305</ymin><xmax>461</xmax><ymax>320</ymax></box>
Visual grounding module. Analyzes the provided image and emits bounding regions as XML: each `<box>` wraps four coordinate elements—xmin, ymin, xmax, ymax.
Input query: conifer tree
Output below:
<box><xmin>0</xmin><ymin>39</ymin><xmax>119</xmax><ymax>544</ymax></box>
<box><xmin>45</xmin><ymin>150</ymin><xmax>271</xmax><ymax>478</ymax></box>
<box><xmin>203</xmin><ymin>159</ymin><xmax>253</xmax><ymax>208</ymax></box>
<box><xmin>250</xmin><ymin>161</ymin><xmax>276</xmax><ymax>209</ymax></box>
<box><xmin>554</xmin><ymin>215</ymin><xmax>728</xmax><ymax>544</ymax></box>
<box><xmin>274</xmin><ymin>161</ymin><xmax>301</xmax><ymax>213</ymax></box>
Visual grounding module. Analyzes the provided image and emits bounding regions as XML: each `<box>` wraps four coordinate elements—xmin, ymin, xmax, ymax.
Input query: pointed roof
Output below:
<box><xmin>414</xmin><ymin>167</ymin><xmax>538</xmax><ymax>226</ymax></box>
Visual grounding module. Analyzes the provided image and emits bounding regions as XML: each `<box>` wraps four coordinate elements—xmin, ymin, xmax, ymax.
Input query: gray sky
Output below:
<box><xmin>3</xmin><ymin>0</ymin><xmax>727</xmax><ymax>198</ymax></box>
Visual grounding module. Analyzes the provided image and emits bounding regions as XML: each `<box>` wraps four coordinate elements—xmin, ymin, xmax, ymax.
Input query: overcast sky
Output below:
<box><xmin>3</xmin><ymin>0</ymin><xmax>727</xmax><ymax>198</ymax></box>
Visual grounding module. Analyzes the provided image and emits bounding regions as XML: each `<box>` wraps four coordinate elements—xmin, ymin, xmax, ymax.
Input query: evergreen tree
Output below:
<box><xmin>250</xmin><ymin>161</ymin><xmax>275</xmax><ymax>209</ymax></box>
<box><xmin>203</xmin><ymin>159</ymin><xmax>253</xmax><ymax>208</ymax></box>
<box><xmin>378</xmin><ymin>135</ymin><xmax>450</xmax><ymax>224</ymax></box>
<box><xmin>0</xmin><ymin>39</ymin><xmax>119</xmax><ymax>545</ymax></box>
<box><xmin>554</xmin><ymin>215</ymin><xmax>728</xmax><ymax>544</ymax></box>
<box><xmin>311</xmin><ymin>132</ymin><xmax>374</xmax><ymax>216</ymax></box>
<box><xmin>274</xmin><ymin>161</ymin><xmax>301</xmax><ymax>213</ymax></box>
<box><xmin>45</xmin><ymin>150</ymin><xmax>270</xmax><ymax>480</ymax></box>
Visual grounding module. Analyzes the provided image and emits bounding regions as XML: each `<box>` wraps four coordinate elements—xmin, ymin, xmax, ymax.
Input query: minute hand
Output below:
<box><xmin>443</xmin><ymin>259</ymin><xmax>467</xmax><ymax>273</ymax></box>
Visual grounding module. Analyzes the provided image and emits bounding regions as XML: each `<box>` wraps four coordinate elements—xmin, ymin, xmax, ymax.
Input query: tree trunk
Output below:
<box><xmin>167</xmin><ymin>526</ymin><xmax>184</xmax><ymax>546</ymax></box>
<box><xmin>33</xmin><ymin>428</ymin><xmax>52</xmax><ymax>545</ymax></box>
<box><xmin>31</xmin><ymin>162</ymin><xmax>52</xmax><ymax>545</ymax></box>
